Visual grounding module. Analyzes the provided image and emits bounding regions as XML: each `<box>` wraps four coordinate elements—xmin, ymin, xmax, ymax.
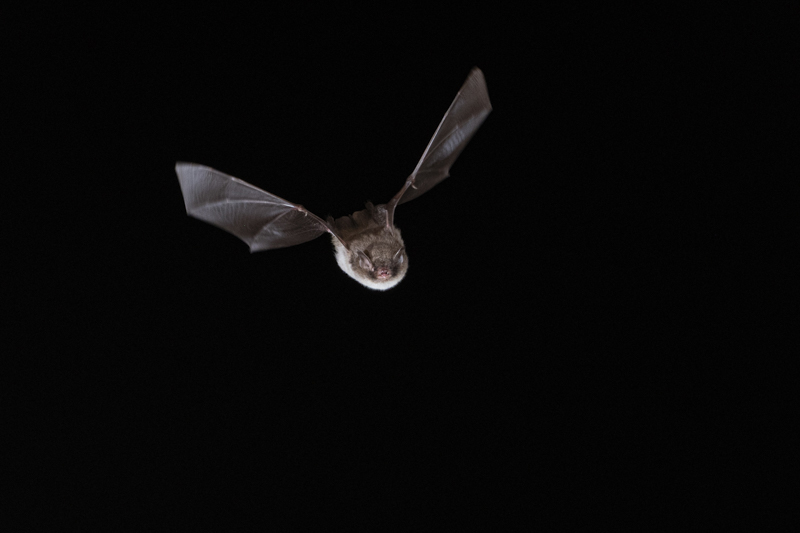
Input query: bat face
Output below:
<box><xmin>332</xmin><ymin>229</ymin><xmax>408</xmax><ymax>291</ymax></box>
<box><xmin>176</xmin><ymin>68</ymin><xmax>491</xmax><ymax>290</ymax></box>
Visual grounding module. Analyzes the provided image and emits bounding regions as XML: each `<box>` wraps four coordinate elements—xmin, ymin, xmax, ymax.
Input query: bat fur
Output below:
<box><xmin>330</xmin><ymin>203</ymin><xmax>408</xmax><ymax>291</ymax></box>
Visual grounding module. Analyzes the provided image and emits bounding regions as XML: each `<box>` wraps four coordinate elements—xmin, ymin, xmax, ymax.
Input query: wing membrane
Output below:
<box><xmin>176</xmin><ymin>163</ymin><xmax>330</xmax><ymax>251</ymax></box>
<box><xmin>394</xmin><ymin>68</ymin><xmax>492</xmax><ymax>208</ymax></box>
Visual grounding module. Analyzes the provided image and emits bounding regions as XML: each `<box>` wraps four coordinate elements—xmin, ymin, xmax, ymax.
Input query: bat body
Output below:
<box><xmin>176</xmin><ymin>68</ymin><xmax>491</xmax><ymax>290</ymax></box>
<box><xmin>329</xmin><ymin>203</ymin><xmax>408</xmax><ymax>290</ymax></box>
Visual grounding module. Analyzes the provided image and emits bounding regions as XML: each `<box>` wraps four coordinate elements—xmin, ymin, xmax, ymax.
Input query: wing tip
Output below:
<box><xmin>175</xmin><ymin>161</ymin><xmax>205</xmax><ymax>174</ymax></box>
<box><xmin>465</xmin><ymin>67</ymin><xmax>491</xmax><ymax>109</ymax></box>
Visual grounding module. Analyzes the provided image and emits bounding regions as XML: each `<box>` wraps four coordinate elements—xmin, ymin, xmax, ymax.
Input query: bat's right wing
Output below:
<box><xmin>386</xmin><ymin>68</ymin><xmax>492</xmax><ymax>227</ymax></box>
<box><xmin>176</xmin><ymin>163</ymin><xmax>338</xmax><ymax>252</ymax></box>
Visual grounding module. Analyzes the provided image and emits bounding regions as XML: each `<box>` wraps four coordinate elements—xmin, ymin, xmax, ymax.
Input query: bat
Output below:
<box><xmin>176</xmin><ymin>67</ymin><xmax>492</xmax><ymax>290</ymax></box>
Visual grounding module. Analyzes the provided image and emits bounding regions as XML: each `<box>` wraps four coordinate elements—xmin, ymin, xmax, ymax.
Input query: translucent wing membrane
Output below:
<box><xmin>176</xmin><ymin>163</ymin><xmax>331</xmax><ymax>251</ymax></box>
<box><xmin>385</xmin><ymin>68</ymin><xmax>492</xmax><ymax>226</ymax></box>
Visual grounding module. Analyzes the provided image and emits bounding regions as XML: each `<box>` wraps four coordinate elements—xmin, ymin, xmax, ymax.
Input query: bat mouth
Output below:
<box><xmin>375</xmin><ymin>269</ymin><xmax>392</xmax><ymax>280</ymax></box>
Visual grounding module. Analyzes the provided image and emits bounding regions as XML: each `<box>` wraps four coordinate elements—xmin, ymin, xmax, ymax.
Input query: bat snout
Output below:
<box><xmin>376</xmin><ymin>268</ymin><xmax>392</xmax><ymax>280</ymax></box>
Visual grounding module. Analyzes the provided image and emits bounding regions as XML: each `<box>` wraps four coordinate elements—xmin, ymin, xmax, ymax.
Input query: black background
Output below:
<box><xmin>6</xmin><ymin>5</ymin><xmax>797</xmax><ymax>529</ymax></box>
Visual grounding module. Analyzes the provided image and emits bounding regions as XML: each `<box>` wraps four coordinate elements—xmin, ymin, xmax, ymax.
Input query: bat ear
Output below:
<box><xmin>358</xmin><ymin>251</ymin><xmax>374</xmax><ymax>271</ymax></box>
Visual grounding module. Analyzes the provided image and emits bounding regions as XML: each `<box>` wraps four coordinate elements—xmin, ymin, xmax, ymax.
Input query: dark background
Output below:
<box><xmin>6</xmin><ymin>5</ymin><xmax>796</xmax><ymax>528</ymax></box>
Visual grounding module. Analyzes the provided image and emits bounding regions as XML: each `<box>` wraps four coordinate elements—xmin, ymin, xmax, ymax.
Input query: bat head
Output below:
<box><xmin>356</xmin><ymin>244</ymin><xmax>407</xmax><ymax>283</ymax></box>
<box><xmin>332</xmin><ymin>231</ymin><xmax>408</xmax><ymax>291</ymax></box>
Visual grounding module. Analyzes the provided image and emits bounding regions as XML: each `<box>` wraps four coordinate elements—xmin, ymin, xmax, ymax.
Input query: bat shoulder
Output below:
<box><xmin>333</xmin><ymin>203</ymin><xmax>388</xmax><ymax>237</ymax></box>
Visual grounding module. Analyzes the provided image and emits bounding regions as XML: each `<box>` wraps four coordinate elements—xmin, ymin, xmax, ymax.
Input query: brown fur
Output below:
<box><xmin>330</xmin><ymin>203</ymin><xmax>408</xmax><ymax>289</ymax></box>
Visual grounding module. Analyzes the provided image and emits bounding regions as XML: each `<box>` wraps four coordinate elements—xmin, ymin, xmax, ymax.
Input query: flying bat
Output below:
<box><xmin>176</xmin><ymin>67</ymin><xmax>492</xmax><ymax>290</ymax></box>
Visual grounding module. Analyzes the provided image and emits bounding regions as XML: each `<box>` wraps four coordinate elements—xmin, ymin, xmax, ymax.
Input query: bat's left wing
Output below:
<box><xmin>176</xmin><ymin>163</ymin><xmax>338</xmax><ymax>251</ymax></box>
<box><xmin>386</xmin><ymin>68</ymin><xmax>492</xmax><ymax>227</ymax></box>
